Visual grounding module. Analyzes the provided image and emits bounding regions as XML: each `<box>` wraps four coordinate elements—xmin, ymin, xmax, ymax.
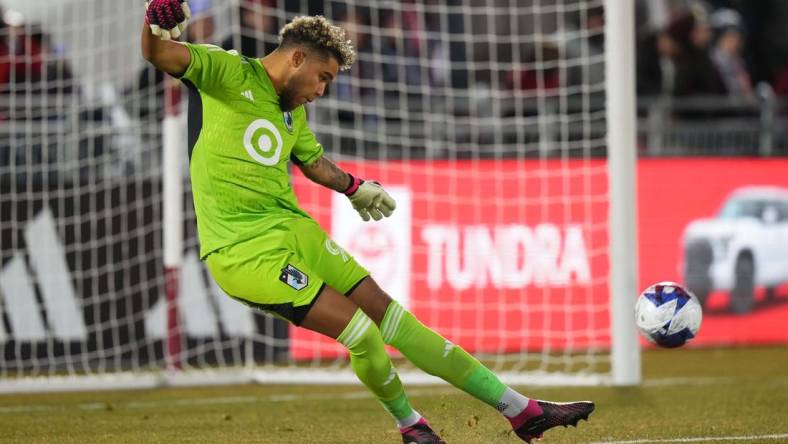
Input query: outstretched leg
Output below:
<box><xmin>349</xmin><ymin>277</ymin><xmax>594</xmax><ymax>442</ymax></box>
<box><xmin>301</xmin><ymin>285</ymin><xmax>445</xmax><ymax>444</ymax></box>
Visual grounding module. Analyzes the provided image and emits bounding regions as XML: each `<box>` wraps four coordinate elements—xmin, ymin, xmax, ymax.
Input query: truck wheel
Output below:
<box><xmin>685</xmin><ymin>280</ymin><xmax>710</xmax><ymax>307</ymax></box>
<box><xmin>683</xmin><ymin>239</ymin><xmax>712</xmax><ymax>307</ymax></box>
<box><xmin>730</xmin><ymin>254</ymin><xmax>755</xmax><ymax>314</ymax></box>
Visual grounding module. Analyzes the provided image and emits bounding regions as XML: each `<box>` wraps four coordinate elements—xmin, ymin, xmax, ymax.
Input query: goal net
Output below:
<box><xmin>0</xmin><ymin>0</ymin><xmax>638</xmax><ymax>392</ymax></box>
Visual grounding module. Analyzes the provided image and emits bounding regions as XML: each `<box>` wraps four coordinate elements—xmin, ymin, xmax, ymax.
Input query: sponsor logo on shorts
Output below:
<box><xmin>325</xmin><ymin>239</ymin><xmax>349</xmax><ymax>262</ymax></box>
<box><xmin>279</xmin><ymin>264</ymin><xmax>308</xmax><ymax>291</ymax></box>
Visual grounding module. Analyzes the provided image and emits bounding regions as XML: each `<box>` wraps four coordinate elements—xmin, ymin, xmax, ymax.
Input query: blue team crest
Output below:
<box><xmin>283</xmin><ymin>112</ymin><xmax>294</xmax><ymax>133</ymax></box>
<box><xmin>279</xmin><ymin>264</ymin><xmax>308</xmax><ymax>291</ymax></box>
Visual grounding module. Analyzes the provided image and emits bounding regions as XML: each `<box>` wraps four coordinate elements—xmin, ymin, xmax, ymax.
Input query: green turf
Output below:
<box><xmin>1</xmin><ymin>346</ymin><xmax>787</xmax><ymax>443</ymax></box>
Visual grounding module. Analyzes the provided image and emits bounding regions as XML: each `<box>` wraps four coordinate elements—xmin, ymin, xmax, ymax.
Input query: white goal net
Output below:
<box><xmin>0</xmin><ymin>0</ymin><xmax>638</xmax><ymax>392</ymax></box>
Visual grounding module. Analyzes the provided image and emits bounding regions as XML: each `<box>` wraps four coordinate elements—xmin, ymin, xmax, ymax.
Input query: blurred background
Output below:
<box><xmin>0</xmin><ymin>0</ymin><xmax>786</xmax><ymax>161</ymax></box>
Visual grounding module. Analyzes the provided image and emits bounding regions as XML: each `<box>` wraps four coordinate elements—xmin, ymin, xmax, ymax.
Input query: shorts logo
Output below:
<box><xmin>279</xmin><ymin>264</ymin><xmax>308</xmax><ymax>291</ymax></box>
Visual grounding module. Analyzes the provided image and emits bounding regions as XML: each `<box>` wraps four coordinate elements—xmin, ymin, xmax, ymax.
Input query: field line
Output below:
<box><xmin>0</xmin><ymin>387</ymin><xmax>457</xmax><ymax>414</ymax></box>
<box><xmin>0</xmin><ymin>378</ymin><xmax>751</xmax><ymax>414</ymax></box>
<box><xmin>642</xmin><ymin>377</ymin><xmax>732</xmax><ymax>387</ymax></box>
<box><xmin>588</xmin><ymin>433</ymin><xmax>788</xmax><ymax>444</ymax></box>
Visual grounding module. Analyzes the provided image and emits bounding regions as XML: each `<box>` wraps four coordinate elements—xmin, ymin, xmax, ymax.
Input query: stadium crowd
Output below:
<box><xmin>0</xmin><ymin>0</ymin><xmax>786</xmax><ymax>153</ymax></box>
<box><xmin>0</xmin><ymin>7</ymin><xmax>74</xmax><ymax>120</ymax></box>
<box><xmin>1</xmin><ymin>1</ymin><xmax>787</xmax><ymax>105</ymax></box>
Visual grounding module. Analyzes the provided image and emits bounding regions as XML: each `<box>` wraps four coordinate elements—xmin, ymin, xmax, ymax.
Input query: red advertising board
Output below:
<box><xmin>290</xmin><ymin>158</ymin><xmax>788</xmax><ymax>359</ymax></box>
<box><xmin>639</xmin><ymin>158</ymin><xmax>788</xmax><ymax>345</ymax></box>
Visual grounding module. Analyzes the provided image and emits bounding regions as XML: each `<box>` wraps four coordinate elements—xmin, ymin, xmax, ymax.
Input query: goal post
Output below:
<box><xmin>604</xmin><ymin>0</ymin><xmax>641</xmax><ymax>386</ymax></box>
<box><xmin>163</xmin><ymin>78</ymin><xmax>184</xmax><ymax>372</ymax></box>
<box><xmin>0</xmin><ymin>0</ymin><xmax>640</xmax><ymax>392</ymax></box>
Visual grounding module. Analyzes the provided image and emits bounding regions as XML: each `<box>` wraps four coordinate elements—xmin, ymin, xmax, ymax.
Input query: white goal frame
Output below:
<box><xmin>159</xmin><ymin>0</ymin><xmax>639</xmax><ymax>389</ymax></box>
<box><xmin>0</xmin><ymin>0</ymin><xmax>639</xmax><ymax>393</ymax></box>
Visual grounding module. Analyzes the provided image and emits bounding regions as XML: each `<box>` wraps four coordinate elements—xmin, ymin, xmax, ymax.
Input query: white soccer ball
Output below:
<box><xmin>634</xmin><ymin>281</ymin><xmax>703</xmax><ymax>348</ymax></box>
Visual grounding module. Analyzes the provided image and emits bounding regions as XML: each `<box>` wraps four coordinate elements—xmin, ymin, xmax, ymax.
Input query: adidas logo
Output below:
<box><xmin>0</xmin><ymin>208</ymin><xmax>86</xmax><ymax>341</ymax></box>
<box><xmin>0</xmin><ymin>208</ymin><xmax>255</xmax><ymax>343</ymax></box>
<box><xmin>443</xmin><ymin>339</ymin><xmax>455</xmax><ymax>357</ymax></box>
<box><xmin>145</xmin><ymin>251</ymin><xmax>256</xmax><ymax>339</ymax></box>
<box><xmin>241</xmin><ymin>90</ymin><xmax>254</xmax><ymax>102</ymax></box>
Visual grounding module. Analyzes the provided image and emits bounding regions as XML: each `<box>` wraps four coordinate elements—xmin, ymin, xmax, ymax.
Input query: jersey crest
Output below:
<box><xmin>283</xmin><ymin>111</ymin><xmax>294</xmax><ymax>133</ymax></box>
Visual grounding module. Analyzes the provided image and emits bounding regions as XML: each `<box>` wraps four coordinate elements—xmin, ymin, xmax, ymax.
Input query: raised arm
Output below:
<box><xmin>297</xmin><ymin>156</ymin><xmax>397</xmax><ymax>222</ymax></box>
<box><xmin>141</xmin><ymin>0</ymin><xmax>192</xmax><ymax>76</ymax></box>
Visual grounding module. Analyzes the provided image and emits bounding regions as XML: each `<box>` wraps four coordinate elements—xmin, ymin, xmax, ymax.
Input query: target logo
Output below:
<box><xmin>347</xmin><ymin>225</ymin><xmax>398</xmax><ymax>285</ymax></box>
<box><xmin>243</xmin><ymin>119</ymin><xmax>283</xmax><ymax>166</ymax></box>
<box><xmin>332</xmin><ymin>187</ymin><xmax>412</xmax><ymax>308</ymax></box>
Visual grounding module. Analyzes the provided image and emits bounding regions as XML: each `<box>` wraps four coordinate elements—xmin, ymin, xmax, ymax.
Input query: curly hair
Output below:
<box><xmin>279</xmin><ymin>16</ymin><xmax>355</xmax><ymax>70</ymax></box>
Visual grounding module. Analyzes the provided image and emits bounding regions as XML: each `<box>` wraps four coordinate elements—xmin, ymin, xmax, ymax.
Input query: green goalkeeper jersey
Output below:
<box><xmin>180</xmin><ymin>43</ymin><xmax>324</xmax><ymax>259</ymax></box>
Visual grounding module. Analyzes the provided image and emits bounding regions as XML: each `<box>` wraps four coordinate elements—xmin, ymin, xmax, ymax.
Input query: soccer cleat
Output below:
<box><xmin>400</xmin><ymin>418</ymin><xmax>446</xmax><ymax>444</ymax></box>
<box><xmin>508</xmin><ymin>399</ymin><xmax>595</xmax><ymax>443</ymax></box>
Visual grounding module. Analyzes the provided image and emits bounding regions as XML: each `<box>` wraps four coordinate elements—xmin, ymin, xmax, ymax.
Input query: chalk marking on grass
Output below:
<box><xmin>0</xmin><ymin>375</ymin><xmax>735</xmax><ymax>416</ymax></box>
<box><xmin>0</xmin><ymin>387</ymin><xmax>459</xmax><ymax>414</ymax></box>
<box><xmin>0</xmin><ymin>380</ymin><xmax>747</xmax><ymax>415</ymax></box>
<box><xmin>642</xmin><ymin>377</ymin><xmax>732</xmax><ymax>387</ymax></box>
<box><xmin>587</xmin><ymin>433</ymin><xmax>788</xmax><ymax>444</ymax></box>
<box><xmin>643</xmin><ymin>377</ymin><xmax>733</xmax><ymax>387</ymax></box>
<box><xmin>78</xmin><ymin>402</ymin><xmax>110</xmax><ymax>410</ymax></box>
<box><xmin>0</xmin><ymin>405</ymin><xmax>53</xmax><ymax>413</ymax></box>
<box><xmin>125</xmin><ymin>395</ymin><xmax>259</xmax><ymax>409</ymax></box>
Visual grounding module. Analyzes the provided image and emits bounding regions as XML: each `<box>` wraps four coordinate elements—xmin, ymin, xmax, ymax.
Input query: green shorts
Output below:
<box><xmin>205</xmin><ymin>217</ymin><xmax>369</xmax><ymax>326</ymax></box>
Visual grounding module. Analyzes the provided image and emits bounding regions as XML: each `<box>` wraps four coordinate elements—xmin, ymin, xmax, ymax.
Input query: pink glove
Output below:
<box><xmin>145</xmin><ymin>0</ymin><xmax>191</xmax><ymax>40</ymax></box>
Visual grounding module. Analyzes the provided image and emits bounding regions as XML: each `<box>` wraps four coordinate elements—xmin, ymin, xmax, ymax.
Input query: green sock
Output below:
<box><xmin>337</xmin><ymin>309</ymin><xmax>421</xmax><ymax>428</ymax></box>
<box><xmin>380</xmin><ymin>301</ymin><xmax>507</xmax><ymax>410</ymax></box>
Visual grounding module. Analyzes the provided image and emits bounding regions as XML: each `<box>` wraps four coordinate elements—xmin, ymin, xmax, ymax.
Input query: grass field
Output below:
<box><xmin>1</xmin><ymin>346</ymin><xmax>787</xmax><ymax>443</ymax></box>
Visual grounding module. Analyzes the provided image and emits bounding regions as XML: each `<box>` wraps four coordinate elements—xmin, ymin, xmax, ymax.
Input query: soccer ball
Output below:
<box><xmin>634</xmin><ymin>281</ymin><xmax>702</xmax><ymax>348</ymax></box>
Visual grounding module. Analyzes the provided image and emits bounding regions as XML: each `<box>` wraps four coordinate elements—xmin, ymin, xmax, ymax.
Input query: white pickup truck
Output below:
<box><xmin>681</xmin><ymin>186</ymin><xmax>788</xmax><ymax>314</ymax></box>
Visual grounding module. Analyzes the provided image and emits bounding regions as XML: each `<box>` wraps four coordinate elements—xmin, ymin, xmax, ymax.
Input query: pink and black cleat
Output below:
<box><xmin>508</xmin><ymin>399</ymin><xmax>595</xmax><ymax>443</ymax></box>
<box><xmin>400</xmin><ymin>418</ymin><xmax>446</xmax><ymax>444</ymax></box>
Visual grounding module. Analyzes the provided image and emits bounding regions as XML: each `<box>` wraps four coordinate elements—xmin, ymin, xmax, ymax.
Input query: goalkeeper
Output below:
<box><xmin>141</xmin><ymin>2</ymin><xmax>594</xmax><ymax>443</ymax></box>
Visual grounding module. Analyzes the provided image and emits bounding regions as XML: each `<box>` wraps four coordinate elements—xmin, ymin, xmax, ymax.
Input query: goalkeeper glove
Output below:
<box><xmin>343</xmin><ymin>175</ymin><xmax>396</xmax><ymax>222</ymax></box>
<box><xmin>145</xmin><ymin>0</ymin><xmax>191</xmax><ymax>40</ymax></box>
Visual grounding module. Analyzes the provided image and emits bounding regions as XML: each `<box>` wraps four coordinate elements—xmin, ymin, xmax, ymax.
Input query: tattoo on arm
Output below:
<box><xmin>302</xmin><ymin>156</ymin><xmax>350</xmax><ymax>192</ymax></box>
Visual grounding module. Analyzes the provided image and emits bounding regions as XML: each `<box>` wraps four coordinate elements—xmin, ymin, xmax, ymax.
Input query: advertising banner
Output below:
<box><xmin>290</xmin><ymin>158</ymin><xmax>788</xmax><ymax>359</ymax></box>
<box><xmin>639</xmin><ymin>158</ymin><xmax>788</xmax><ymax>345</ymax></box>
